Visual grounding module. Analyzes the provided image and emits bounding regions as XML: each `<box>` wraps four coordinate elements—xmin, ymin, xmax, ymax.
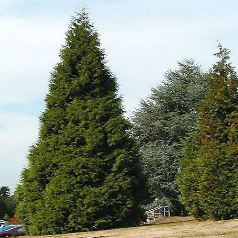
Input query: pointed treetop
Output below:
<box><xmin>71</xmin><ymin>7</ymin><xmax>93</xmax><ymax>30</ymax></box>
<box><xmin>214</xmin><ymin>43</ymin><xmax>230</xmax><ymax>61</ymax></box>
<box><xmin>211</xmin><ymin>44</ymin><xmax>235</xmax><ymax>82</ymax></box>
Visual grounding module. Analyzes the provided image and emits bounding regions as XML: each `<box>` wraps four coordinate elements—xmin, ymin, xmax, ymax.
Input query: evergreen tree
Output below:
<box><xmin>0</xmin><ymin>186</ymin><xmax>16</xmax><ymax>219</ymax></box>
<box><xmin>177</xmin><ymin>45</ymin><xmax>238</xmax><ymax>219</ymax></box>
<box><xmin>132</xmin><ymin>60</ymin><xmax>206</xmax><ymax>213</ymax></box>
<box><xmin>16</xmin><ymin>9</ymin><xmax>147</xmax><ymax>235</ymax></box>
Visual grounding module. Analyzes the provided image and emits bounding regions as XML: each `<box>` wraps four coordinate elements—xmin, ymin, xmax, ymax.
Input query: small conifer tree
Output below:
<box><xmin>16</xmin><ymin>9</ymin><xmax>147</xmax><ymax>235</ymax></box>
<box><xmin>177</xmin><ymin>45</ymin><xmax>238</xmax><ymax>219</ymax></box>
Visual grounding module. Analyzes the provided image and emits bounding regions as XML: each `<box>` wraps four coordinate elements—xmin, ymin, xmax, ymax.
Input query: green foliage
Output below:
<box><xmin>16</xmin><ymin>9</ymin><xmax>147</xmax><ymax>235</ymax></box>
<box><xmin>0</xmin><ymin>186</ymin><xmax>16</xmax><ymax>219</ymax></box>
<box><xmin>132</xmin><ymin>60</ymin><xmax>206</xmax><ymax>213</ymax></box>
<box><xmin>177</xmin><ymin>45</ymin><xmax>238</xmax><ymax>219</ymax></box>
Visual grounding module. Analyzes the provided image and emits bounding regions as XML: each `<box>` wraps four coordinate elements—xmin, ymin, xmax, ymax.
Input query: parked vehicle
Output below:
<box><xmin>0</xmin><ymin>225</ymin><xmax>25</xmax><ymax>236</ymax></box>
<box><xmin>0</xmin><ymin>220</ymin><xmax>9</xmax><ymax>228</ymax></box>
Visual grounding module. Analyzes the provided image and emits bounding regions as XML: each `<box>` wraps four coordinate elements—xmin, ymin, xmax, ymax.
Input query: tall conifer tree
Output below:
<box><xmin>178</xmin><ymin>45</ymin><xmax>238</xmax><ymax>219</ymax></box>
<box><xmin>16</xmin><ymin>9</ymin><xmax>147</xmax><ymax>235</ymax></box>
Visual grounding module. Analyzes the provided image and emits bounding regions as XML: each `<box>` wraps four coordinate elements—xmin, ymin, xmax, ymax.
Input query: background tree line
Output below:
<box><xmin>0</xmin><ymin>186</ymin><xmax>16</xmax><ymax>220</ymax></box>
<box><xmin>133</xmin><ymin>45</ymin><xmax>238</xmax><ymax>219</ymax></box>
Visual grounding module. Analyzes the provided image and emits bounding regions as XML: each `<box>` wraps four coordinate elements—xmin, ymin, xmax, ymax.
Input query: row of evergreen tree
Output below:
<box><xmin>133</xmin><ymin>46</ymin><xmax>238</xmax><ymax>219</ymax></box>
<box><xmin>15</xmin><ymin>9</ymin><xmax>238</xmax><ymax>235</ymax></box>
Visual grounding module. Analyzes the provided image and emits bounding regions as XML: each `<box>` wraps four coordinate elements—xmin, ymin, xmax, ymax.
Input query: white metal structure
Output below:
<box><xmin>146</xmin><ymin>206</ymin><xmax>170</xmax><ymax>223</ymax></box>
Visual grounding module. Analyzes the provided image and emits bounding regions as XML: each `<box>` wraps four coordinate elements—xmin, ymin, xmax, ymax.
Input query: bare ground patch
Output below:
<box><xmin>20</xmin><ymin>218</ymin><xmax>238</xmax><ymax>238</ymax></box>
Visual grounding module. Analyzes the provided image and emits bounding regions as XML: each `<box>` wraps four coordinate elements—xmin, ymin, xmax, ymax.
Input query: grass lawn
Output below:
<box><xmin>20</xmin><ymin>217</ymin><xmax>238</xmax><ymax>238</ymax></box>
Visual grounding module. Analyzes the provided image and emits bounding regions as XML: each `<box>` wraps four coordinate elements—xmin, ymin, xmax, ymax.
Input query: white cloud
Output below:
<box><xmin>96</xmin><ymin>10</ymin><xmax>238</xmax><ymax>114</ymax></box>
<box><xmin>0</xmin><ymin>112</ymin><xmax>39</xmax><ymax>191</ymax></box>
<box><xmin>0</xmin><ymin>16</ymin><xmax>66</xmax><ymax>104</ymax></box>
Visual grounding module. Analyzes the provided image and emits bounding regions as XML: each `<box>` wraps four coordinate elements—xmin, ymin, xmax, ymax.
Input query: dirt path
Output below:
<box><xmin>21</xmin><ymin>218</ymin><xmax>238</xmax><ymax>238</ymax></box>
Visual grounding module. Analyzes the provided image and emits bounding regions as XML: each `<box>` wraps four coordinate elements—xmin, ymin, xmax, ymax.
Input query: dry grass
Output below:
<box><xmin>20</xmin><ymin>217</ymin><xmax>238</xmax><ymax>238</ymax></box>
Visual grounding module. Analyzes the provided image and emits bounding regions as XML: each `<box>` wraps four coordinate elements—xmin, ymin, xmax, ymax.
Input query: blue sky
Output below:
<box><xmin>0</xmin><ymin>0</ymin><xmax>238</xmax><ymax>191</ymax></box>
